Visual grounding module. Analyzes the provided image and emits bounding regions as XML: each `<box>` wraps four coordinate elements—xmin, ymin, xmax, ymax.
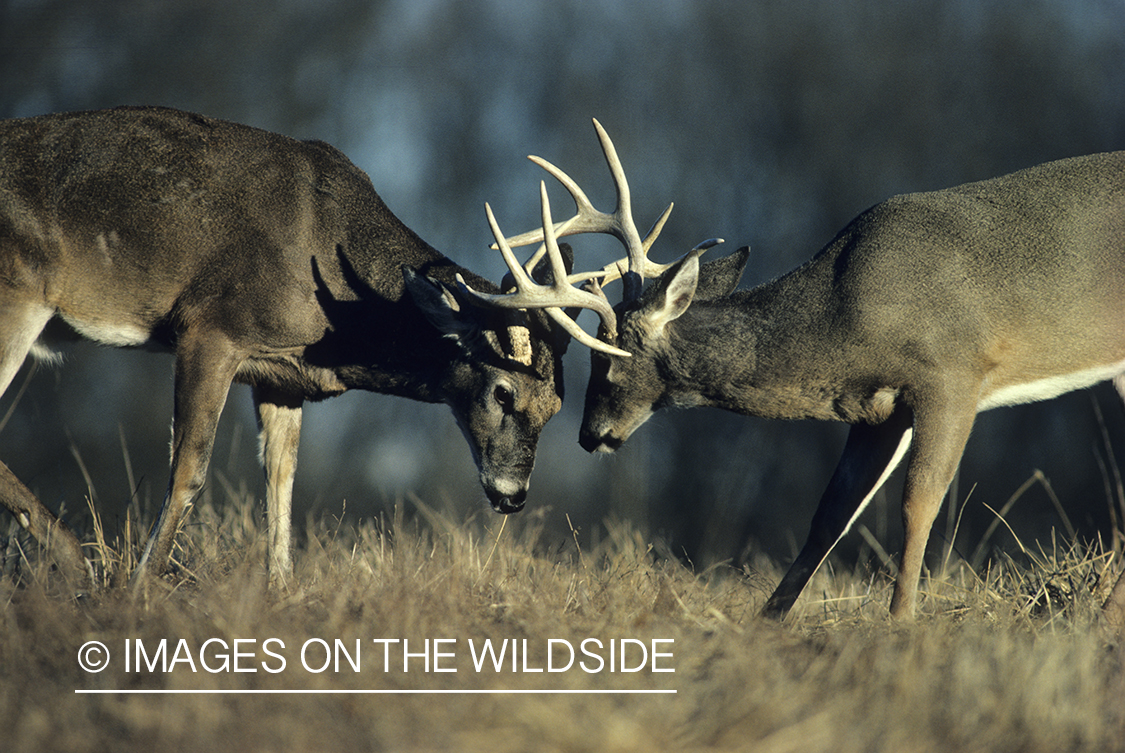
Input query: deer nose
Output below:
<box><xmin>487</xmin><ymin>487</ymin><xmax>526</xmax><ymax>514</ymax></box>
<box><xmin>491</xmin><ymin>494</ymin><xmax>526</xmax><ymax>514</ymax></box>
<box><xmin>579</xmin><ymin>428</ymin><xmax>620</xmax><ymax>454</ymax></box>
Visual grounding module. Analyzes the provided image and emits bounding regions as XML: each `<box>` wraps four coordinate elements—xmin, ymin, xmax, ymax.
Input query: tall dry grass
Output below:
<box><xmin>2</xmin><ymin>482</ymin><xmax>1124</xmax><ymax>753</ymax></box>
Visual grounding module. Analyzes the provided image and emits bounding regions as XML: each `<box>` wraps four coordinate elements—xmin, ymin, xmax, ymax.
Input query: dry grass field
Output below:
<box><xmin>2</xmin><ymin>485</ymin><xmax>1124</xmax><ymax>753</ymax></box>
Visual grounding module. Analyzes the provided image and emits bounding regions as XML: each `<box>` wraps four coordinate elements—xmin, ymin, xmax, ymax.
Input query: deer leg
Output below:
<box><xmin>1103</xmin><ymin>375</ymin><xmax>1125</xmax><ymax>630</ymax></box>
<box><xmin>761</xmin><ymin>405</ymin><xmax>914</xmax><ymax>619</ymax></box>
<box><xmin>132</xmin><ymin>331</ymin><xmax>240</xmax><ymax>586</ymax></box>
<box><xmin>888</xmin><ymin>391</ymin><xmax>979</xmax><ymax>619</ymax></box>
<box><xmin>0</xmin><ymin>461</ymin><xmax>93</xmax><ymax>586</ymax></box>
<box><xmin>1105</xmin><ymin>569</ymin><xmax>1125</xmax><ymax>631</ymax></box>
<box><xmin>253</xmin><ymin>387</ymin><xmax>302</xmax><ymax>590</ymax></box>
<box><xmin>0</xmin><ymin>301</ymin><xmax>93</xmax><ymax>586</ymax></box>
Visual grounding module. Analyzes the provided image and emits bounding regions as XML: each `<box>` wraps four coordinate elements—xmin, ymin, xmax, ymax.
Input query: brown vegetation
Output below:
<box><xmin>2</xmin><ymin>486</ymin><xmax>1123</xmax><ymax>753</ymax></box>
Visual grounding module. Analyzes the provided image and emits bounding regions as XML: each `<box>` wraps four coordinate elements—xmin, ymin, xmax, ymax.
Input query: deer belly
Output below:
<box><xmin>978</xmin><ymin>359</ymin><xmax>1125</xmax><ymax>411</ymax></box>
<box><xmin>55</xmin><ymin>313</ymin><xmax>151</xmax><ymax>348</ymax></box>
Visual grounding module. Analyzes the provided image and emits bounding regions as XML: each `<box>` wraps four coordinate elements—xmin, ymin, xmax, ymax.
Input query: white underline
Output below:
<box><xmin>76</xmin><ymin>688</ymin><xmax>676</xmax><ymax>695</ymax></box>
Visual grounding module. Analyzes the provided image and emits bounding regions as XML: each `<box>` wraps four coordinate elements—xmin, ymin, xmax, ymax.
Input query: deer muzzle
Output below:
<box><xmin>578</xmin><ymin>426</ymin><xmax>622</xmax><ymax>454</ymax></box>
<box><xmin>488</xmin><ymin>488</ymin><xmax>527</xmax><ymax>514</ymax></box>
<box><xmin>482</xmin><ymin>474</ymin><xmax>528</xmax><ymax>514</ymax></box>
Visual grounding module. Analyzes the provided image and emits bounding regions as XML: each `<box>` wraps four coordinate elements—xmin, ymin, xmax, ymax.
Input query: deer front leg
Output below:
<box><xmin>761</xmin><ymin>406</ymin><xmax>914</xmax><ymax>619</ymax></box>
<box><xmin>0</xmin><ymin>300</ymin><xmax>93</xmax><ymax>586</ymax></box>
<box><xmin>1103</xmin><ymin>373</ymin><xmax>1125</xmax><ymax>631</ymax></box>
<box><xmin>253</xmin><ymin>387</ymin><xmax>302</xmax><ymax>590</ymax></box>
<box><xmin>0</xmin><ymin>462</ymin><xmax>93</xmax><ymax>587</ymax></box>
<box><xmin>888</xmin><ymin>390</ymin><xmax>979</xmax><ymax>619</ymax></box>
<box><xmin>132</xmin><ymin>333</ymin><xmax>240</xmax><ymax>586</ymax></box>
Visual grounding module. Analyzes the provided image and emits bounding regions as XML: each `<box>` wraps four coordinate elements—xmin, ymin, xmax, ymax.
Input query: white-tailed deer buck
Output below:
<box><xmin>0</xmin><ymin>105</ymin><xmax>585</xmax><ymax>589</ymax></box>
<box><xmin>486</xmin><ymin>119</ymin><xmax>1125</xmax><ymax>624</ymax></box>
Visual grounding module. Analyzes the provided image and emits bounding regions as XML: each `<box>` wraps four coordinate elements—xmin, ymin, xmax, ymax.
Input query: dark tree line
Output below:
<box><xmin>3</xmin><ymin>0</ymin><xmax>1125</xmax><ymax>567</ymax></box>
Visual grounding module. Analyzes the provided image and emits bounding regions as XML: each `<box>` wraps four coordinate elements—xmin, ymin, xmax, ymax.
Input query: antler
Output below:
<box><xmin>457</xmin><ymin>181</ymin><xmax>632</xmax><ymax>358</ymax></box>
<box><xmin>497</xmin><ymin>119</ymin><xmax>680</xmax><ymax>301</ymax></box>
<box><xmin>464</xmin><ymin>119</ymin><xmax>725</xmax><ymax>355</ymax></box>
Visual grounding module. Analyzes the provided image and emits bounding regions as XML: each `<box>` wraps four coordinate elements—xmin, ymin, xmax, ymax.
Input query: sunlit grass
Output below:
<box><xmin>2</xmin><ymin>482</ymin><xmax>1124</xmax><ymax>753</ymax></box>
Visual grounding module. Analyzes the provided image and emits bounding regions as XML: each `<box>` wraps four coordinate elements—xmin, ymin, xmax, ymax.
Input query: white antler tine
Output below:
<box><xmin>561</xmin><ymin>200</ymin><xmax>677</xmax><ymax>287</ymax></box>
<box><xmin>500</xmin><ymin>154</ymin><xmax>606</xmax><ymax>250</ymax></box>
<box><xmin>495</xmin><ymin>228</ymin><xmax>547</xmax><ymax>250</ymax></box>
<box><xmin>591</xmin><ymin>119</ymin><xmax>647</xmax><ymax>298</ymax></box>
<box><xmin>568</xmin><ymin>236</ymin><xmax>724</xmax><ymax>287</ymax></box>
<box><xmin>484</xmin><ymin>202</ymin><xmax>536</xmax><ymax>291</ymax></box>
<box><xmin>530</xmin><ymin>155</ymin><xmax>598</xmax><ymax>215</ymax></box>
<box><xmin>591</xmin><ymin>118</ymin><xmax>630</xmax><ymax>216</ymax></box>
<box><xmin>565</xmin><ymin>265</ymin><xmax>620</xmax><ymax>287</ymax></box>
<box><xmin>544</xmin><ymin>306</ymin><xmax>629</xmax><ymax>357</ymax></box>
<box><xmin>514</xmin><ymin>171</ymin><xmax>595</xmax><ymax>279</ymax></box>
<box><xmin>539</xmin><ymin>181</ymin><xmax>572</xmax><ymax>290</ymax></box>
<box><xmin>642</xmin><ymin>202</ymin><xmax>674</xmax><ymax>254</ymax></box>
<box><xmin>694</xmin><ymin>237</ymin><xmax>725</xmax><ymax>252</ymax></box>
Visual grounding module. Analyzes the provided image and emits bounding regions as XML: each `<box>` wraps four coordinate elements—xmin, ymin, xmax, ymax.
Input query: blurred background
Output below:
<box><xmin>2</xmin><ymin>0</ymin><xmax>1125</xmax><ymax>572</ymax></box>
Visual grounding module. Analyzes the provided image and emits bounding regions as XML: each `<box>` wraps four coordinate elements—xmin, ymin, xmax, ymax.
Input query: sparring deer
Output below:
<box><xmin>0</xmin><ymin>105</ymin><xmax>599</xmax><ymax>590</ymax></box>
<box><xmin>483</xmin><ymin>118</ymin><xmax>1125</xmax><ymax>624</ymax></box>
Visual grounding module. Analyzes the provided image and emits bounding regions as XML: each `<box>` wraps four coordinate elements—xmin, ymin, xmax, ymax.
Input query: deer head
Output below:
<box><xmin>402</xmin><ymin>255</ymin><xmax>574</xmax><ymax>514</ymax></box>
<box><xmin>579</xmin><ymin>245</ymin><xmax>751</xmax><ymax>453</ymax></box>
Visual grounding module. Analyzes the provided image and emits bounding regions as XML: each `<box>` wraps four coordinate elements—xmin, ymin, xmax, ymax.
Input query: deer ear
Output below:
<box><xmin>641</xmin><ymin>251</ymin><xmax>700</xmax><ymax>335</ymax></box>
<box><xmin>695</xmin><ymin>245</ymin><xmax>750</xmax><ymax>301</ymax></box>
<box><xmin>403</xmin><ymin>267</ymin><xmax>478</xmax><ymax>339</ymax></box>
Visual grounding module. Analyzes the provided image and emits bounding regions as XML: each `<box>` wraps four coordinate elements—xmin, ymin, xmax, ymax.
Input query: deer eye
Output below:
<box><xmin>493</xmin><ymin>383</ymin><xmax>515</xmax><ymax>412</ymax></box>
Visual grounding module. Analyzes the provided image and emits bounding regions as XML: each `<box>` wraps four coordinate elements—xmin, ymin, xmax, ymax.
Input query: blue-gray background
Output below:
<box><xmin>3</xmin><ymin>0</ymin><xmax>1124</xmax><ymax>569</ymax></box>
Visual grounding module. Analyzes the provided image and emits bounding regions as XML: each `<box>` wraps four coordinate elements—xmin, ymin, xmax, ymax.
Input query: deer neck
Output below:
<box><xmin>667</xmin><ymin>281</ymin><xmax>896</xmax><ymax>425</ymax></box>
<box><xmin>291</xmin><ymin>237</ymin><xmax>474</xmax><ymax>402</ymax></box>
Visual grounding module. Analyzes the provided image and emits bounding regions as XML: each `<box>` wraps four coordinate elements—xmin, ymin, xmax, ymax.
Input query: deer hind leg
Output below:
<box><xmin>888</xmin><ymin>390</ymin><xmax>979</xmax><ymax>619</ymax></box>
<box><xmin>0</xmin><ymin>300</ymin><xmax>93</xmax><ymax>586</ymax></box>
<box><xmin>132</xmin><ymin>330</ymin><xmax>240</xmax><ymax>586</ymax></box>
<box><xmin>761</xmin><ymin>405</ymin><xmax>914</xmax><ymax>619</ymax></box>
<box><xmin>253</xmin><ymin>387</ymin><xmax>303</xmax><ymax>590</ymax></box>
